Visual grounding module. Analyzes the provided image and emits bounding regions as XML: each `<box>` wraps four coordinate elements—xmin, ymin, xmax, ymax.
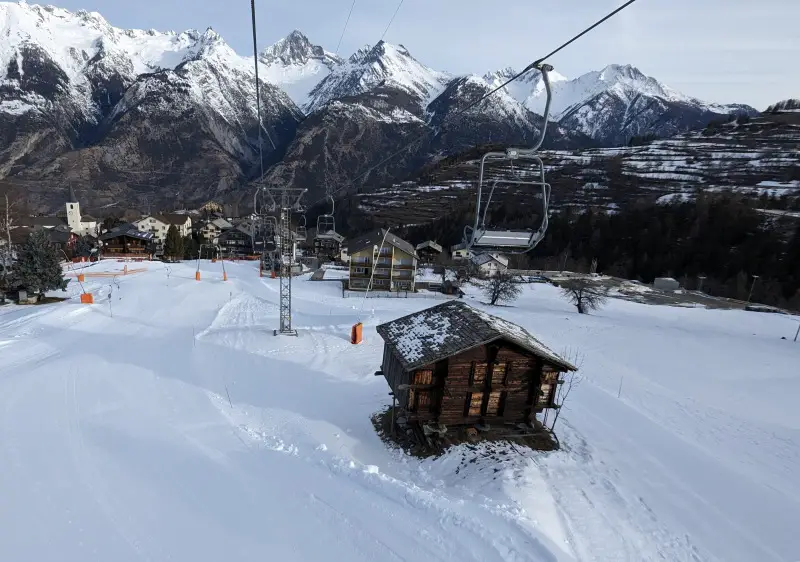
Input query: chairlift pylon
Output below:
<box><xmin>463</xmin><ymin>63</ymin><xmax>555</xmax><ymax>255</ymax></box>
<box><xmin>315</xmin><ymin>195</ymin><xmax>338</xmax><ymax>240</ymax></box>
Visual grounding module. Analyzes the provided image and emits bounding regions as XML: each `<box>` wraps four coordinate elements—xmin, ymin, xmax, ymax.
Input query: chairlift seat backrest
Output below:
<box><xmin>315</xmin><ymin>214</ymin><xmax>337</xmax><ymax>239</ymax></box>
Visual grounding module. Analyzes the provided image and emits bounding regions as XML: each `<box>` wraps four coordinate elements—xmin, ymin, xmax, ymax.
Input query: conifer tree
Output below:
<box><xmin>163</xmin><ymin>224</ymin><xmax>184</xmax><ymax>261</ymax></box>
<box><xmin>11</xmin><ymin>229</ymin><xmax>68</xmax><ymax>296</ymax></box>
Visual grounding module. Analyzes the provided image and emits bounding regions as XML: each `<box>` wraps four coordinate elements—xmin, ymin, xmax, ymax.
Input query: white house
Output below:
<box><xmin>470</xmin><ymin>252</ymin><xmax>509</xmax><ymax>277</ymax></box>
<box><xmin>65</xmin><ymin>188</ymin><xmax>98</xmax><ymax>236</ymax></box>
<box><xmin>199</xmin><ymin>217</ymin><xmax>233</xmax><ymax>243</ymax></box>
<box><xmin>134</xmin><ymin>214</ymin><xmax>192</xmax><ymax>243</ymax></box>
<box><xmin>450</xmin><ymin>242</ymin><xmax>473</xmax><ymax>261</ymax></box>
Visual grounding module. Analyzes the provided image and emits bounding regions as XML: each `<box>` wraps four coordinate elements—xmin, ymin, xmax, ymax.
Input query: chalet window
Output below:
<box><xmin>407</xmin><ymin>369</ymin><xmax>433</xmax><ymax>413</ymax></box>
<box><xmin>466</xmin><ymin>392</ymin><xmax>483</xmax><ymax>416</ymax></box>
<box><xmin>486</xmin><ymin>391</ymin><xmax>504</xmax><ymax>415</ymax></box>
<box><xmin>469</xmin><ymin>362</ymin><xmax>488</xmax><ymax>386</ymax></box>
<box><xmin>491</xmin><ymin>362</ymin><xmax>508</xmax><ymax>386</ymax></box>
<box><xmin>413</xmin><ymin>370</ymin><xmax>433</xmax><ymax>385</ymax></box>
<box><xmin>465</xmin><ymin>360</ymin><xmax>508</xmax><ymax>417</ymax></box>
<box><xmin>537</xmin><ymin>369</ymin><xmax>560</xmax><ymax>407</ymax></box>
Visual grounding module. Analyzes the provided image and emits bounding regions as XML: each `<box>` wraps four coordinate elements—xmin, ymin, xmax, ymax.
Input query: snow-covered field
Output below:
<box><xmin>1</xmin><ymin>259</ymin><xmax>797</xmax><ymax>562</ymax></box>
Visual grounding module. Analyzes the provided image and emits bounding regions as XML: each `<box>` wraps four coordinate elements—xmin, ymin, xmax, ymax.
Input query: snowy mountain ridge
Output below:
<box><xmin>0</xmin><ymin>1</ymin><xmax>761</xmax><ymax>211</ymax></box>
<box><xmin>304</xmin><ymin>40</ymin><xmax>453</xmax><ymax>114</ymax></box>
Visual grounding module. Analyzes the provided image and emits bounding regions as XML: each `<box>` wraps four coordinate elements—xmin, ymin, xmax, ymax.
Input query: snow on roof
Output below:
<box><xmin>376</xmin><ymin>301</ymin><xmax>577</xmax><ymax>372</ymax></box>
<box><xmin>348</xmin><ymin>229</ymin><xmax>416</xmax><ymax>258</ymax></box>
<box><xmin>210</xmin><ymin>217</ymin><xmax>234</xmax><ymax>229</ymax></box>
<box><xmin>386</xmin><ymin>310</ymin><xmax>452</xmax><ymax>367</ymax></box>
<box><xmin>415</xmin><ymin>240</ymin><xmax>443</xmax><ymax>252</ymax></box>
<box><xmin>470</xmin><ymin>253</ymin><xmax>509</xmax><ymax>267</ymax></box>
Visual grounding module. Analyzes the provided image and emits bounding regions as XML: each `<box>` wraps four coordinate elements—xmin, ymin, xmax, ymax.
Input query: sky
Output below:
<box><xmin>31</xmin><ymin>0</ymin><xmax>800</xmax><ymax>109</ymax></box>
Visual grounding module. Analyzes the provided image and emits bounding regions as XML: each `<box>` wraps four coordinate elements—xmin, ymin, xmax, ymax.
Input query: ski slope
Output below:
<box><xmin>0</xmin><ymin>259</ymin><xmax>797</xmax><ymax>562</ymax></box>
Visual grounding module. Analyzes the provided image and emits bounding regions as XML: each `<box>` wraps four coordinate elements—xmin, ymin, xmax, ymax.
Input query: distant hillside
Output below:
<box><xmin>347</xmin><ymin>107</ymin><xmax>800</xmax><ymax>233</ymax></box>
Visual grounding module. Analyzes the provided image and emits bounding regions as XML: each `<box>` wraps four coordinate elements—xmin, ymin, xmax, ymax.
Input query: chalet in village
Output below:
<box><xmin>376</xmin><ymin>301</ymin><xmax>577</xmax><ymax>442</ymax></box>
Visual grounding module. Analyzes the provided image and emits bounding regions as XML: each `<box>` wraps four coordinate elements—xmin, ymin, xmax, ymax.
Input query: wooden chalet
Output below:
<box><xmin>10</xmin><ymin>225</ymin><xmax>77</xmax><ymax>255</ymax></box>
<box><xmin>217</xmin><ymin>225</ymin><xmax>255</xmax><ymax>256</ymax></box>
<box><xmin>98</xmin><ymin>223</ymin><xmax>154</xmax><ymax>257</ymax></box>
<box><xmin>415</xmin><ymin>240</ymin><xmax>443</xmax><ymax>264</ymax></box>
<box><xmin>376</xmin><ymin>301</ymin><xmax>577</xmax><ymax>433</ymax></box>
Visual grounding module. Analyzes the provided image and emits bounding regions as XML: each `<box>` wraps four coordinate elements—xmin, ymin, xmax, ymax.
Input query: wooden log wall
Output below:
<box><xmin>437</xmin><ymin>342</ymin><xmax>541</xmax><ymax>426</ymax></box>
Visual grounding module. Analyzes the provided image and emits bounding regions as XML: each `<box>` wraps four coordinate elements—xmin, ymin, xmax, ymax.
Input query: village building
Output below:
<box><xmin>314</xmin><ymin>231</ymin><xmax>345</xmax><ymax>261</ymax></box>
<box><xmin>376</xmin><ymin>301</ymin><xmax>577</xmax><ymax>438</ymax></box>
<box><xmin>17</xmin><ymin>188</ymin><xmax>97</xmax><ymax>237</ymax></box>
<box><xmin>217</xmin><ymin>225</ymin><xmax>256</xmax><ymax>256</ymax></box>
<box><xmin>8</xmin><ymin>225</ymin><xmax>78</xmax><ymax>256</ymax></box>
<box><xmin>348</xmin><ymin>229</ymin><xmax>417</xmax><ymax>291</ymax></box>
<box><xmin>198</xmin><ymin>217</ymin><xmax>234</xmax><ymax>243</ymax></box>
<box><xmin>415</xmin><ymin>240</ymin><xmax>443</xmax><ymax>264</ymax></box>
<box><xmin>470</xmin><ymin>252</ymin><xmax>509</xmax><ymax>277</ymax></box>
<box><xmin>98</xmin><ymin>223</ymin><xmax>154</xmax><ymax>257</ymax></box>
<box><xmin>64</xmin><ymin>188</ymin><xmax>98</xmax><ymax>236</ymax></box>
<box><xmin>133</xmin><ymin>214</ymin><xmax>192</xmax><ymax>243</ymax></box>
<box><xmin>450</xmin><ymin>242</ymin><xmax>473</xmax><ymax>261</ymax></box>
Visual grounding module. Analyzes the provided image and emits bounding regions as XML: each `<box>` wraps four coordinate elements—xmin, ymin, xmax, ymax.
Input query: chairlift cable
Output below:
<box><xmin>380</xmin><ymin>0</ymin><xmax>404</xmax><ymax>42</ymax></box>
<box><xmin>305</xmin><ymin>0</ymin><xmax>643</xmax><ymax>209</ymax></box>
<box><xmin>335</xmin><ymin>0</ymin><xmax>357</xmax><ymax>56</ymax></box>
<box><xmin>251</xmin><ymin>0</ymin><xmax>277</xmax><ymax>164</ymax></box>
<box><xmin>529</xmin><ymin>0</ymin><xmax>640</xmax><ymax>69</ymax></box>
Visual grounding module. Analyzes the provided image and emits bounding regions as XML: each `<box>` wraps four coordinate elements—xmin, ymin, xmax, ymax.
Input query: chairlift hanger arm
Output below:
<box><xmin>465</xmin><ymin>65</ymin><xmax>554</xmax><ymax>255</ymax></box>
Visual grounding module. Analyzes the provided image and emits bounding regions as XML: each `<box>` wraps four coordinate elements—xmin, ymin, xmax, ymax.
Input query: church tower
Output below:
<box><xmin>66</xmin><ymin>186</ymin><xmax>82</xmax><ymax>234</ymax></box>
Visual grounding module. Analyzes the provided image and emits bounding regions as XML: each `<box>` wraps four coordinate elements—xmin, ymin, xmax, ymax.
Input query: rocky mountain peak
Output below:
<box><xmin>261</xmin><ymin>30</ymin><xmax>339</xmax><ymax>67</ymax></box>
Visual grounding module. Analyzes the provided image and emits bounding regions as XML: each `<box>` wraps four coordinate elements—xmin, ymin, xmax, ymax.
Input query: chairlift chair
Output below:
<box><xmin>262</xmin><ymin>215</ymin><xmax>278</xmax><ymax>252</ymax></box>
<box><xmin>315</xmin><ymin>195</ymin><xmax>338</xmax><ymax>240</ymax></box>
<box><xmin>295</xmin><ymin>215</ymin><xmax>307</xmax><ymax>242</ymax></box>
<box><xmin>462</xmin><ymin>63</ymin><xmax>555</xmax><ymax>256</ymax></box>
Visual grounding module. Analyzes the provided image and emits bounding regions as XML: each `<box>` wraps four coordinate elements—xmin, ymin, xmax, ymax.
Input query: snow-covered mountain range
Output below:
<box><xmin>0</xmin><ymin>1</ymin><xmax>759</xmax><ymax>211</ymax></box>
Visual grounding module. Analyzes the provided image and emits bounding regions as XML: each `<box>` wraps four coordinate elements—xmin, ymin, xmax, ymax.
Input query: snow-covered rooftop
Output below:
<box><xmin>376</xmin><ymin>300</ymin><xmax>577</xmax><ymax>372</ymax></box>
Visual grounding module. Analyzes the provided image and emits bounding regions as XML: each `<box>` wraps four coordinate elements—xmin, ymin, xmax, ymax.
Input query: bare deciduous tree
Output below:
<box><xmin>433</xmin><ymin>252</ymin><xmax>457</xmax><ymax>285</ymax></box>
<box><xmin>560</xmin><ymin>278</ymin><xmax>609</xmax><ymax>314</ymax></box>
<box><xmin>481</xmin><ymin>271</ymin><xmax>523</xmax><ymax>306</ymax></box>
<box><xmin>549</xmin><ymin>349</ymin><xmax>585</xmax><ymax>432</ymax></box>
<box><xmin>0</xmin><ymin>187</ymin><xmax>23</xmax><ymax>289</ymax></box>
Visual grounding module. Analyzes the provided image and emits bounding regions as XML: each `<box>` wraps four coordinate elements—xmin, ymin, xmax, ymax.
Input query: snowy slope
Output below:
<box><xmin>305</xmin><ymin>41</ymin><xmax>452</xmax><ymax>114</ymax></box>
<box><xmin>0</xmin><ymin>260</ymin><xmax>797</xmax><ymax>561</ymax></box>
<box><xmin>483</xmin><ymin>67</ymin><xmax>570</xmax><ymax>116</ymax></box>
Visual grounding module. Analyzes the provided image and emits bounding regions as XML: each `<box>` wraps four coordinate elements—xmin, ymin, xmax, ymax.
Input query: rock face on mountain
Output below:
<box><xmin>0</xmin><ymin>2</ymin><xmax>759</xmax><ymax>213</ymax></box>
